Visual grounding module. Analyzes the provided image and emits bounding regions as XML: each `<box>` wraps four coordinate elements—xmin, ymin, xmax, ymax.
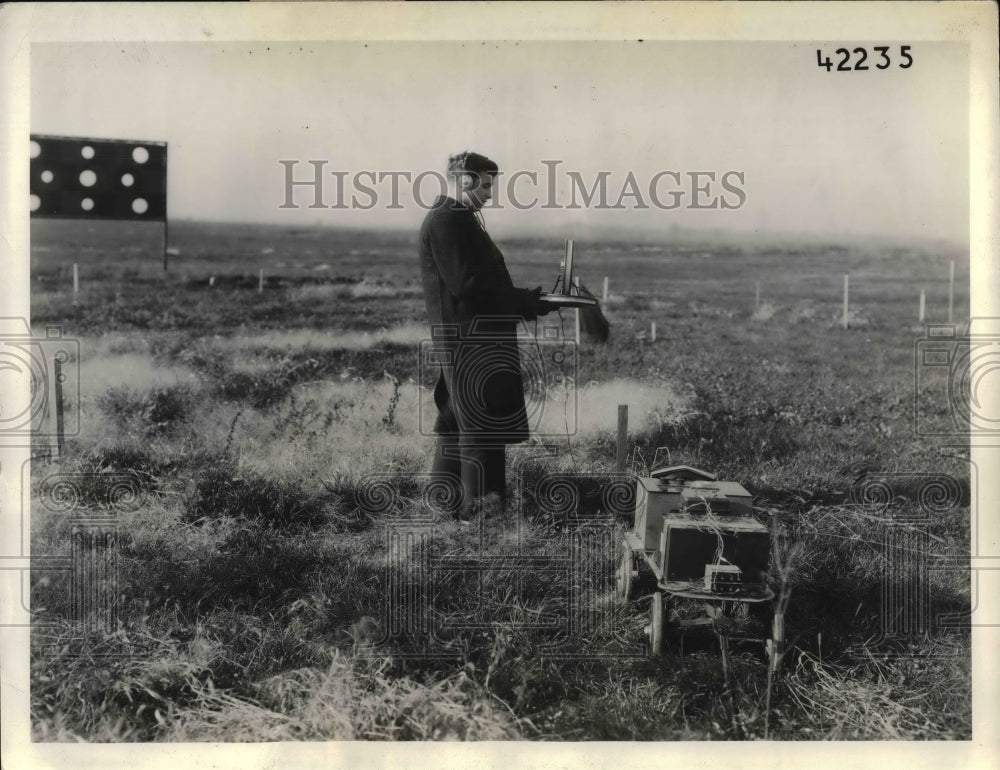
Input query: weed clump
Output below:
<box><xmin>184</xmin><ymin>459</ymin><xmax>328</xmax><ymax>529</ymax></box>
<box><xmin>97</xmin><ymin>384</ymin><xmax>197</xmax><ymax>436</ymax></box>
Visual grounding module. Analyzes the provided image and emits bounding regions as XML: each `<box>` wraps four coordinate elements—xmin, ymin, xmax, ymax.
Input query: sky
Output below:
<box><xmin>31</xmin><ymin>41</ymin><xmax>969</xmax><ymax>244</ymax></box>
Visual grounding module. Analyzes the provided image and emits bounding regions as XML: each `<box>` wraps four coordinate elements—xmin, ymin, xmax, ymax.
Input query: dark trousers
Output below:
<box><xmin>431</xmin><ymin>434</ymin><xmax>506</xmax><ymax>515</ymax></box>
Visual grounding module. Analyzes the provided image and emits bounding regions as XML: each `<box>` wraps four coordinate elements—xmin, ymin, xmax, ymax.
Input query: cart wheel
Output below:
<box><xmin>645</xmin><ymin>591</ymin><xmax>665</xmax><ymax>657</ymax></box>
<box><xmin>615</xmin><ymin>548</ymin><xmax>637</xmax><ymax>601</ymax></box>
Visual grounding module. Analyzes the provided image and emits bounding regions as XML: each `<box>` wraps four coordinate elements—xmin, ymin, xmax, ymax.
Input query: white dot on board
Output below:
<box><xmin>132</xmin><ymin>198</ymin><xmax>148</xmax><ymax>214</ymax></box>
<box><xmin>30</xmin><ymin>194</ymin><xmax>40</xmax><ymax>212</ymax></box>
<box><xmin>81</xmin><ymin>145</ymin><xmax>95</xmax><ymax>160</ymax></box>
<box><xmin>30</xmin><ymin>141</ymin><xmax>41</xmax><ymax>159</ymax></box>
<box><xmin>132</xmin><ymin>147</ymin><xmax>149</xmax><ymax>164</ymax></box>
<box><xmin>41</xmin><ymin>170</ymin><xmax>54</xmax><ymax>183</ymax></box>
<box><xmin>81</xmin><ymin>198</ymin><xmax>94</xmax><ymax>212</ymax></box>
<box><xmin>79</xmin><ymin>170</ymin><xmax>97</xmax><ymax>187</ymax></box>
<box><xmin>121</xmin><ymin>173</ymin><xmax>134</xmax><ymax>187</ymax></box>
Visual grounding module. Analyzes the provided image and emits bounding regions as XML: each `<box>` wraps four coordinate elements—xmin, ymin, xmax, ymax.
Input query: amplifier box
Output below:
<box><xmin>662</xmin><ymin>516</ymin><xmax>770</xmax><ymax>585</ymax></box>
<box><xmin>704</xmin><ymin>563</ymin><xmax>742</xmax><ymax>594</ymax></box>
<box><xmin>634</xmin><ymin>477</ymin><xmax>754</xmax><ymax>551</ymax></box>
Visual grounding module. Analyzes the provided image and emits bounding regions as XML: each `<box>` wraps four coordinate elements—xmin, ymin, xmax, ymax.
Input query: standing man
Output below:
<box><xmin>418</xmin><ymin>151</ymin><xmax>550</xmax><ymax>519</ymax></box>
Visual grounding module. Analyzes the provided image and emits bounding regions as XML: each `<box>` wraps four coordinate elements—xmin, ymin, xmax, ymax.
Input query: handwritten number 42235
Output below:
<box><xmin>817</xmin><ymin>46</ymin><xmax>913</xmax><ymax>71</ymax></box>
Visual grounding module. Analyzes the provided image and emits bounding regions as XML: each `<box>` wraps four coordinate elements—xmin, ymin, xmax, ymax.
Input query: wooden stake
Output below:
<box><xmin>258</xmin><ymin>268</ymin><xmax>264</xmax><ymax>294</ymax></box>
<box><xmin>564</xmin><ymin>239</ymin><xmax>574</xmax><ymax>292</ymax></box>
<box><xmin>602</xmin><ymin>276</ymin><xmax>609</xmax><ymax>303</ymax></box>
<box><xmin>842</xmin><ymin>274</ymin><xmax>849</xmax><ymax>330</ymax></box>
<box><xmin>651</xmin><ymin>321</ymin><xmax>656</xmax><ymax>342</ymax></box>
<box><xmin>948</xmin><ymin>260</ymin><xmax>954</xmax><ymax>322</ymax></box>
<box><xmin>73</xmin><ymin>263</ymin><xmax>79</xmax><ymax>294</ymax></box>
<box><xmin>919</xmin><ymin>289</ymin><xmax>926</xmax><ymax>322</ymax></box>
<box><xmin>54</xmin><ymin>357</ymin><xmax>65</xmax><ymax>458</ymax></box>
<box><xmin>616</xmin><ymin>404</ymin><xmax>628</xmax><ymax>474</ymax></box>
<box><xmin>573</xmin><ymin>276</ymin><xmax>581</xmax><ymax>345</ymax></box>
<box><xmin>46</xmin><ymin>355</ymin><xmax>65</xmax><ymax>459</ymax></box>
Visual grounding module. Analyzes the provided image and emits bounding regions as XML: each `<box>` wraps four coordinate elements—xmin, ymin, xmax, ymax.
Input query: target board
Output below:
<box><xmin>29</xmin><ymin>134</ymin><xmax>167</xmax><ymax>221</ymax></box>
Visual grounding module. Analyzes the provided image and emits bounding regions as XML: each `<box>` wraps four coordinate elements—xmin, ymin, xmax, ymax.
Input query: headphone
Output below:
<box><xmin>447</xmin><ymin>151</ymin><xmax>497</xmax><ymax>189</ymax></box>
<box><xmin>447</xmin><ymin>151</ymin><xmax>474</xmax><ymax>175</ymax></box>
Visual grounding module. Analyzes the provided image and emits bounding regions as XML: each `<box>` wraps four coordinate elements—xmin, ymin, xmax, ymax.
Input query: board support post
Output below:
<box><xmin>616</xmin><ymin>404</ymin><xmax>628</xmax><ymax>474</ymax></box>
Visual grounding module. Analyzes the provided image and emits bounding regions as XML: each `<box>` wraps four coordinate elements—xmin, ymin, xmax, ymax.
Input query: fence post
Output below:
<box><xmin>603</xmin><ymin>276</ymin><xmax>609</xmax><ymax>303</ymax></box>
<box><xmin>46</xmin><ymin>355</ymin><xmax>65</xmax><ymax>460</ymax></box>
<box><xmin>616</xmin><ymin>405</ymin><xmax>628</xmax><ymax>474</ymax></box>
<box><xmin>842</xmin><ymin>274</ymin><xmax>849</xmax><ymax>330</ymax></box>
<box><xmin>919</xmin><ymin>289</ymin><xmax>925</xmax><ymax>322</ymax></box>
<box><xmin>258</xmin><ymin>268</ymin><xmax>264</xmax><ymax>294</ymax></box>
<box><xmin>73</xmin><ymin>263</ymin><xmax>79</xmax><ymax>294</ymax></box>
<box><xmin>650</xmin><ymin>321</ymin><xmax>656</xmax><ymax>342</ymax></box>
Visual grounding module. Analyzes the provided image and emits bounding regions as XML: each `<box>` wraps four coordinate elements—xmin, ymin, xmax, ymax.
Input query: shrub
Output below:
<box><xmin>97</xmin><ymin>384</ymin><xmax>197</xmax><ymax>435</ymax></box>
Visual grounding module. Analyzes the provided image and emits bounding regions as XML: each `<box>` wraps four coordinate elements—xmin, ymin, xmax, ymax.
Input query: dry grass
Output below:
<box><xmin>228</xmin><ymin>324</ymin><xmax>428</xmax><ymax>353</ymax></box>
<box><xmin>781</xmin><ymin>651</ymin><xmax>969</xmax><ymax>739</ymax></box>
<box><xmin>751</xmin><ymin>301</ymin><xmax>777</xmax><ymax>322</ymax></box>
<box><xmin>168</xmin><ymin>654</ymin><xmax>519</xmax><ymax>741</ymax></box>
<box><xmin>533</xmin><ymin>378</ymin><xmax>691</xmax><ymax>442</ymax></box>
<box><xmin>29</xmin><ymin>221</ymin><xmax>971</xmax><ymax>742</ymax></box>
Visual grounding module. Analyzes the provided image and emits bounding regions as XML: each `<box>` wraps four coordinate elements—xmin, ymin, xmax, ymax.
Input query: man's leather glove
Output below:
<box><xmin>529</xmin><ymin>286</ymin><xmax>554</xmax><ymax>317</ymax></box>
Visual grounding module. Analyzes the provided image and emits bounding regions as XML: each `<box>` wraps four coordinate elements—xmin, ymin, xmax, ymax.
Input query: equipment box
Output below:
<box><xmin>634</xmin><ymin>475</ymin><xmax>754</xmax><ymax>551</ymax></box>
<box><xmin>619</xmin><ymin>466</ymin><xmax>774</xmax><ymax>657</ymax></box>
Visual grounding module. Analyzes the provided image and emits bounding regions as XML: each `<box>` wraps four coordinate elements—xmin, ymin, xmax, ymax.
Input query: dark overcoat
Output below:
<box><xmin>418</xmin><ymin>195</ymin><xmax>538</xmax><ymax>444</ymax></box>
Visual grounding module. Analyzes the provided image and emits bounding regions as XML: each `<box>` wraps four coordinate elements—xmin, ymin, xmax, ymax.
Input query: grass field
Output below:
<box><xmin>28</xmin><ymin>218</ymin><xmax>972</xmax><ymax>741</ymax></box>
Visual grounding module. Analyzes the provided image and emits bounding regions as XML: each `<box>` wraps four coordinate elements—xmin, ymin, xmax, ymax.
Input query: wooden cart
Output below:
<box><xmin>615</xmin><ymin>467</ymin><xmax>774</xmax><ymax>656</ymax></box>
